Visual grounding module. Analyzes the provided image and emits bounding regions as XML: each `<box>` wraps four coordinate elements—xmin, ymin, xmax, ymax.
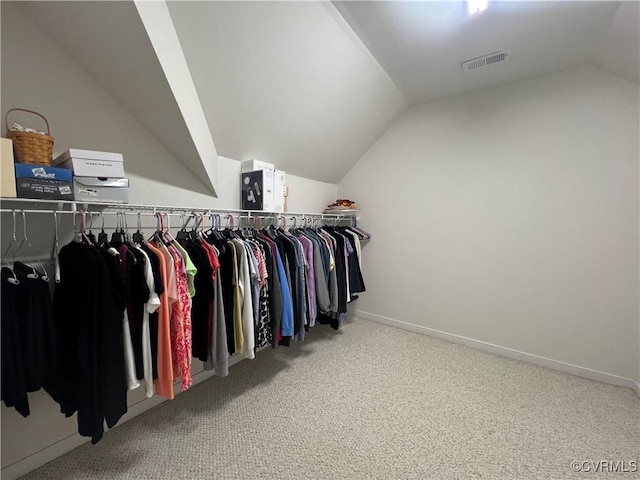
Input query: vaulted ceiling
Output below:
<box><xmin>5</xmin><ymin>1</ymin><xmax>638</xmax><ymax>188</ymax></box>
<box><xmin>334</xmin><ymin>0</ymin><xmax>638</xmax><ymax>106</ymax></box>
<box><xmin>165</xmin><ymin>1</ymin><xmax>405</xmax><ymax>183</ymax></box>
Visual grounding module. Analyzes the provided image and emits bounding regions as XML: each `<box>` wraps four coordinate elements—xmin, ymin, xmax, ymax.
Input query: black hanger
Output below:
<box><xmin>85</xmin><ymin>212</ymin><xmax>97</xmax><ymax>244</ymax></box>
<box><xmin>176</xmin><ymin>213</ymin><xmax>193</xmax><ymax>241</ymax></box>
<box><xmin>189</xmin><ymin>214</ymin><xmax>204</xmax><ymax>242</ymax></box>
<box><xmin>111</xmin><ymin>213</ymin><xmax>124</xmax><ymax>246</ymax></box>
<box><xmin>93</xmin><ymin>210</ymin><xmax>108</xmax><ymax>247</ymax></box>
<box><xmin>130</xmin><ymin>212</ymin><xmax>144</xmax><ymax>243</ymax></box>
<box><xmin>111</xmin><ymin>227</ymin><xmax>124</xmax><ymax>245</ymax></box>
<box><xmin>204</xmin><ymin>213</ymin><xmax>217</xmax><ymax>238</ymax></box>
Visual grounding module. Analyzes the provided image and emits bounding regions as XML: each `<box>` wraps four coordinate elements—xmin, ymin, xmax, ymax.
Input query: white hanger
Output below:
<box><xmin>51</xmin><ymin>211</ymin><xmax>61</xmax><ymax>283</ymax></box>
<box><xmin>2</xmin><ymin>210</ymin><xmax>19</xmax><ymax>285</ymax></box>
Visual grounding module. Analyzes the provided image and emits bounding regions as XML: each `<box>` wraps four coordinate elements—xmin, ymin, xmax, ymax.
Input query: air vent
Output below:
<box><xmin>462</xmin><ymin>51</ymin><xmax>509</xmax><ymax>72</ymax></box>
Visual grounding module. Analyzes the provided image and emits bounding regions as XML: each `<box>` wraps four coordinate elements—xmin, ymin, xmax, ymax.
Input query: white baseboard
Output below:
<box><xmin>1</xmin><ymin>353</ymin><xmax>252</xmax><ymax>480</ymax></box>
<box><xmin>355</xmin><ymin>310</ymin><xmax>640</xmax><ymax>396</ymax></box>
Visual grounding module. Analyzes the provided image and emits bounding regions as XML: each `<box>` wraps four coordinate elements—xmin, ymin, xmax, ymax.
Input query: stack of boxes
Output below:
<box><xmin>0</xmin><ymin>140</ymin><xmax>130</xmax><ymax>203</ymax></box>
<box><xmin>240</xmin><ymin>159</ymin><xmax>286</xmax><ymax>212</ymax></box>
<box><xmin>53</xmin><ymin>149</ymin><xmax>130</xmax><ymax>203</ymax></box>
<box><xmin>1</xmin><ymin>134</ymin><xmax>75</xmax><ymax>200</ymax></box>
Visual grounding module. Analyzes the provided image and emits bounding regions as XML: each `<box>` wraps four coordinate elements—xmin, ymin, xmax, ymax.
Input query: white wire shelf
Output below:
<box><xmin>0</xmin><ymin>197</ymin><xmax>356</xmax><ymax>219</ymax></box>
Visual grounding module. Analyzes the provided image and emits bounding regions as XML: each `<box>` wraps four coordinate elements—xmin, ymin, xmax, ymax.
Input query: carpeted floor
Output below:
<box><xmin>20</xmin><ymin>318</ymin><xmax>639</xmax><ymax>480</ymax></box>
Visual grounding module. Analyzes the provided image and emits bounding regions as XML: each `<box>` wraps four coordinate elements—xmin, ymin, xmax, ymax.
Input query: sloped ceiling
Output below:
<box><xmin>15</xmin><ymin>0</ymin><xmax>218</xmax><ymax>195</ymax></box>
<box><xmin>8</xmin><ymin>1</ymin><xmax>638</xmax><ymax>186</ymax></box>
<box><xmin>165</xmin><ymin>1</ymin><xmax>406</xmax><ymax>183</ymax></box>
<box><xmin>333</xmin><ymin>1</ymin><xmax>635</xmax><ymax>107</ymax></box>
<box><xmin>13</xmin><ymin>0</ymin><xmax>406</xmax><ymax>185</ymax></box>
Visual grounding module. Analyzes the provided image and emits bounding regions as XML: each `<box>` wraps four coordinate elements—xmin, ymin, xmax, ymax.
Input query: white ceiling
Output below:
<box><xmin>7</xmin><ymin>1</ymin><xmax>638</xmax><ymax>187</ymax></box>
<box><xmin>333</xmin><ymin>1</ymin><xmax>637</xmax><ymax>106</ymax></box>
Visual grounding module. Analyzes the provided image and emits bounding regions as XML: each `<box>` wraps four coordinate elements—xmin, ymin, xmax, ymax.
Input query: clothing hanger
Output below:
<box><xmin>206</xmin><ymin>213</ymin><xmax>227</xmax><ymax>252</ymax></box>
<box><xmin>97</xmin><ymin>212</ymin><xmax>109</xmax><ymax>247</ymax></box>
<box><xmin>86</xmin><ymin>211</ymin><xmax>97</xmax><ymax>245</ymax></box>
<box><xmin>72</xmin><ymin>210</ymin><xmax>80</xmax><ymax>243</ymax></box>
<box><xmin>2</xmin><ymin>210</ymin><xmax>20</xmax><ymax>285</ymax></box>
<box><xmin>222</xmin><ymin>214</ymin><xmax>235</xmax><ymax>239</ymax></box>
<box><xmin>67</xmin><ymin>209</ymin><xmax>92</xmax><ymax>245</ymax></box>
<box><xmin>149</xmin><ymin>212</ymin><xmax>164</xmax><ymax>243</ymax></box>
<box><xmin>133</xmin><ymin>212</ymin><xmax>145</xmax><ymax>244</ymax></box>
<box><xmin>205</xmin><ymin>212</ymin><xmax>221</xmax><ymax>241</ymax></box>
<box><xmin>125</xmin><ymin>212</ymin><xmax>133</xmax><ymax>242</ymax></box>
<box><xmin>110</xmin><ymin>212</ymin><xmax>124</xmax><ymax>246</ymax></box>
<box><xmin>192</xmin><ymin>212</ymin><xmax>205</xmax><ymax>241</ymax></box>
<box><xmin>235</xmin><ymin>215</ymin><xmax>252</xmax><ymax>239</ymax></box>
<box><xmin>176</xmin><ymin>213</ymin><xmax>193</xmax><ymax>241</ymax></box>
<box><xmin>274</xmin><ymin>214</ymin><xmax>286</xmax><ymax>235</ymax></box>
<box><xmin>214</xmin><ymin>214</ymin><xmax>225</xmax><ymax>240</ymax></box>
<box><xmin>204</xmin><ymin>212</ymin><xmax>216</xmax><ymax>237</ymax></box>
<box><xmin>288</xmin><ymin>216</ymin><xmax>299</xmax><ymax>236</ymax></box>
<box><xmin>12</xmin><ymin>211</ymin><xmax>43</xmax><ymax>280</ymax></box>
<box><xmin>189</xmin><ymin>213</ymin><xmax>205</xmax><ymax>241</ymax></box>
<box><xmin>163</xmin><ymin>212</ymin><xmax>177</xmax><ymax>244</ymax></box>
<box><xmin>81</xmin><ymin>210</ymin><xmax>93</xmax><ymax>245</ymax></box>
<box><xmin>305</xmin><ymin>215</ymin><xmax>313</xmax><ymax>231</ymax></box>
<box><xmin>122</xmin><ymin>212</ymin><xmax>138</xmax><ymax>249</ymax></box>
<box><xmin>51</xmin><ymin>211</ymin><xmax>61</xmax><ymax>283</ymax></box>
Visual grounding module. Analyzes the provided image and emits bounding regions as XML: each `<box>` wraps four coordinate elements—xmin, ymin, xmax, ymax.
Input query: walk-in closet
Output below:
<box><xmin>1</xmin><ymin>1</ymin><xmax>638</xmax><ymax>479</ymax></box>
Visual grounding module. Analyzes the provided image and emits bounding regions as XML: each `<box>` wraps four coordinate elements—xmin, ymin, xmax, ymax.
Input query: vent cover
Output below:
<box><xmin>462</xmin><ymin>51</ymin><xmax>509</xmax><ymax>71</ymax></box>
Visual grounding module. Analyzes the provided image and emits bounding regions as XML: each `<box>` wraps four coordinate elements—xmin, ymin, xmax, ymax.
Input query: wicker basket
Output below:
<box><xmin>5</xmin><ymin>108</ymin><xmax>54</xmax><ymax>166</ymax></box>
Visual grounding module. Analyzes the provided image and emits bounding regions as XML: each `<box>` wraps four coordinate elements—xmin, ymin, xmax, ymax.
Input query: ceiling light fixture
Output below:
<box><xmin>467</xmin><ymin>0</ymin><xmax>488</xmax><ymax>15</ymax></box>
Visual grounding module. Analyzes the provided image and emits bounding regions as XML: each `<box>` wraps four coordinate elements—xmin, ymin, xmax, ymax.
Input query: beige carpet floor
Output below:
<box><xmin>20</xmin><ymin>318</ymin><xmax>639</xmax><ymax>480</ymax></box>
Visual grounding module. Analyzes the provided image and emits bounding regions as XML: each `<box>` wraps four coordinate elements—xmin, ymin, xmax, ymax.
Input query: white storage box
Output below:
<box><xmin>54</xmin><ymin>149</ymin><xmax>125</xmax><ymax>178</ymax></box>
<box><xmin>273</xmin><ymin>170</ymin><xmax>286</xmax><ymax>213</ymax></box>
<box><xmin>73</xmin><ymin>176</ymin><xmax>129</xmax><ymax>203</ymax></box>
<box><xmin>240</xmin><ymin>159</ymin><xmax>274</xmax><ymax>173</ymax></box>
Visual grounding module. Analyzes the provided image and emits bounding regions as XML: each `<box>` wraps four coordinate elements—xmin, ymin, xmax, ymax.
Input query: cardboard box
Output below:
<box><xmin>1</xmin><ymin>138</ymin><xmax>17</xmax><ymax>198</ymax></box>
<box><xmin>15</xmin><ymin>164</ymin><xmax>73</xmax><ymax>200</ymax></box>
<box><xmin>273</xmin><ymin>170</ymin><xmax>286</xmax><ymax>213</ymax></box>
<box><xmin>241</xmin><ymin>170</ymin><xmax>274</xmax><ymax>211</ymax></box>
<box><xmin>53</xmin><ymin>149</ymin><xmax>125</xmax><ymax>177</ymax></box>
<box><xmin>240</xmin><ymin>159</ymin><xmax>275</xmax><ymax>174</ymax></box>
<box><xmin>73</xmin><ymin>177</ymin><xmax>129</xmax><ymax>204</ymax></box>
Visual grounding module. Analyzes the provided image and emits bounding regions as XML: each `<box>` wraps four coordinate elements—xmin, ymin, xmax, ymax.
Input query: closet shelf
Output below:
<box><xmin>0</xmin><ymin>197</ymin><xmax>356</xmax><ymax>219</ymax></box>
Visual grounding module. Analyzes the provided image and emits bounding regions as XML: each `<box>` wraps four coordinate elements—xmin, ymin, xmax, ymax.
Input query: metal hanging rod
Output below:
<box><xmin>0</xmin><ymin>209</ymin><xmax>353</xmax><ymax>223</ymax></box>
<box><xmin>0</xmin><ymin>198</ymin><xmax>352</xmax><ymax>218</ymax></box>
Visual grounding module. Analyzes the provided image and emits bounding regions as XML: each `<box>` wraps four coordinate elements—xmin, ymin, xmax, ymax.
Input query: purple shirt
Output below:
<box><xmin>297</xmin><ymin>235</ymin><xmax>317</xmax><ymax>326</ymax></box>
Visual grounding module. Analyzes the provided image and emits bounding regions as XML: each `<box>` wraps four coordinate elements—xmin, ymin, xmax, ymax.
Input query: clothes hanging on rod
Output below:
<box><xmin>1</xmin><ymin>262</ymin><xmax>59</xmax><ymax>418</ymax></box>
<box><xmin>1</xmin><ymin>205</ymin><xmax>368</xmax><ymax>444</ymax></box>
<box><xmin>54</xmin><ymin>241</ymin><xmax>128</xmax><ymax>444</ymax></box>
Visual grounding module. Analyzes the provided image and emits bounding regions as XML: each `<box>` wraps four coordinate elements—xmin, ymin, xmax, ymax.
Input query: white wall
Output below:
<box><xmin>0</xmin><ymin>4</ymin><xmax>336</xmax><ymax>476</ymax></box>
<box><xmin>340</xmin><ymin>66</ymin><xmax>640</xmax><ymax>384</ymax></box>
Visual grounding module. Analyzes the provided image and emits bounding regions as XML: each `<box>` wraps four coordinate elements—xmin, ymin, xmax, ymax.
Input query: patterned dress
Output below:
<box><xmin>254</xmin><ymin>244</ymin><xmax>272</xmax><ymax>348</ymax></box>
<box><xmin>169</xmin><ymin>246</ymin><xmax>193</xmax><ymax>392</ymax></box>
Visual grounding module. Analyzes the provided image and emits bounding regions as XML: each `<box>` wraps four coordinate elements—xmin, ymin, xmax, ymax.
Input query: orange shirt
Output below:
<box><xmin>145</xmin><ymin>242</ymin><xmax>174</xmax><ymax>400</ymax></box>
